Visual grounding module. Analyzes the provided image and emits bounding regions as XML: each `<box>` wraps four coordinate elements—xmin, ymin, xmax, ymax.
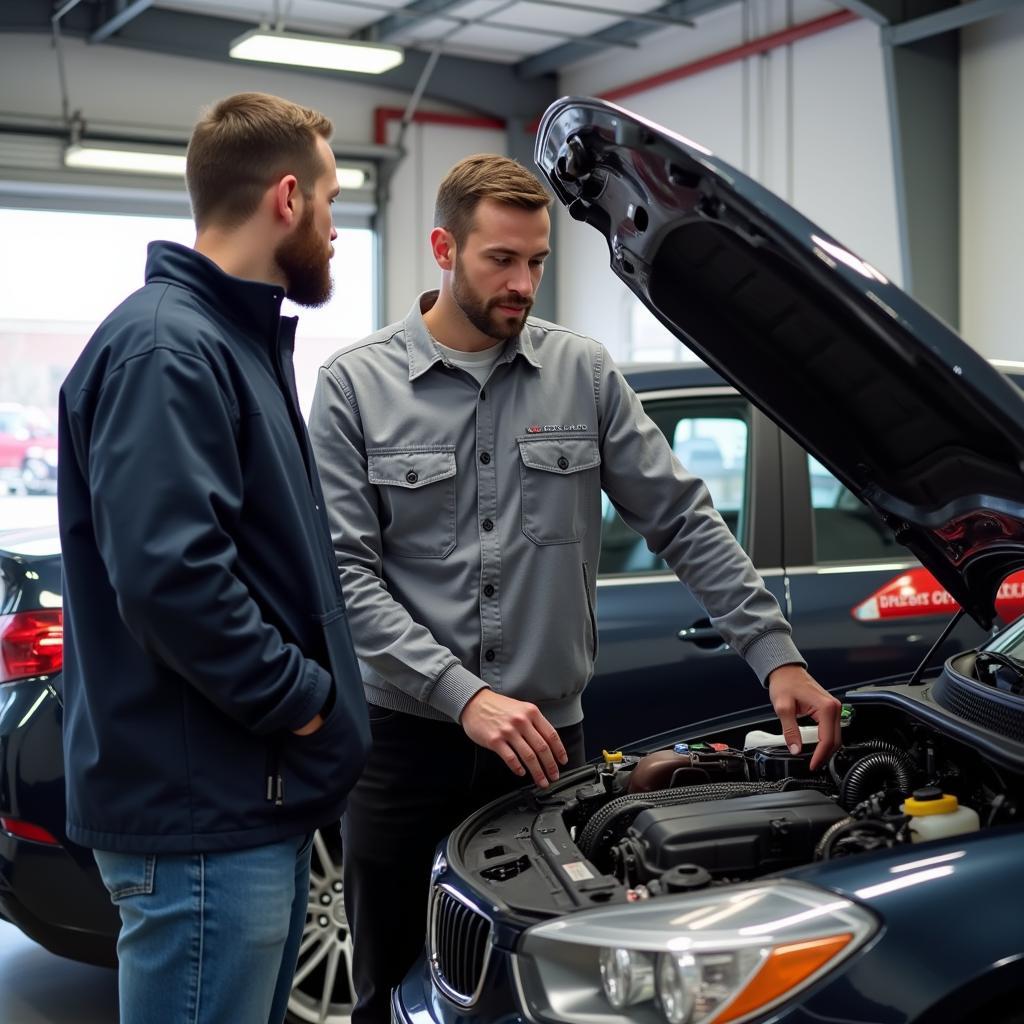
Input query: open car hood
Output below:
<box><xmin>535</xmin><ymin>97</ymin><xmax>1024</xmax><ymax>630</ymax></box>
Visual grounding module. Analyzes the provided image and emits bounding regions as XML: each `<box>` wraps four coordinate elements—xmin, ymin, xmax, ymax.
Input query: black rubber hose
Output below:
<box><xmin>828</xmin><ymin>740</ymin><xmax>908</xmax><ymax>788</ymax></box>
<box><xmin>576</xmin><ymin>779</ymin><xmax>830</xmax><ymax>861</ymax></box>
<box><xmin>839</xmin><ymin>751</ymin><xmax>916</xmax><ymax>810</ymax></box>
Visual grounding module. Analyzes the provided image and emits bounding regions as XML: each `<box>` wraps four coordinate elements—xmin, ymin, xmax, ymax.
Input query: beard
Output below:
<box><xmin>451</xmin><ymin>257</ymin><xmax>532</xmax><ymax>341</ymax></box>
<box><xmin>274</xmin><ymin>203</ymin><xmax>333</xmax><ymax>308</ymax></box>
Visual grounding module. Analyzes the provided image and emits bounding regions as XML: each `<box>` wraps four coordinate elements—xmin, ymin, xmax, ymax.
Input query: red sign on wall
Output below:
<box><xmin>852</xmin><ymin>568</ymin><xmax>1024</xmax><ymax>624</ymax></box>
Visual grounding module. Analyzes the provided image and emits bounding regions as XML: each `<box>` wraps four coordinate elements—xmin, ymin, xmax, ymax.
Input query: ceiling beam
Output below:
<box><xmin>358</xmin><ymin>0</ymin><xmax>470</xmax><ymax>45</ymax></box>
<box><xmin>1</xmin><ymin>0</ymin><xmax>558</xmax><ymax>120</ymax></box>
<box><xmin>89</xmin><ymin>0</ymin><xmax>153</xmax><ymax>43</ymax></box>
<box><xmin>830</xmin><ymin>1</ymin><xmax>901</xmax><ymax>25</ymax></box>
<box><xmin>883</xmin><ymin>0</ymin><xmax>1021</xmax><ymax>45</ymax></box>
<box><xmin>515</xmin><ymin>0</ymin><xmax>729</xmax><ymax>80</ymax></box>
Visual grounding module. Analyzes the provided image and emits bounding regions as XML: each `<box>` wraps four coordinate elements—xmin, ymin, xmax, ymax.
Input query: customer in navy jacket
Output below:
<box><xmin>58</xmin><ymin>92</ymin><xmax>370</xmax><ymax>1024</ymax></box>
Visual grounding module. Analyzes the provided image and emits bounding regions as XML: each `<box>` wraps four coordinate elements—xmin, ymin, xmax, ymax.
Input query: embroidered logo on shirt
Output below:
<box><xmin>526</xmin><ymin>424</ymin><xmax>589</xmax><ymax>434</ymax></box>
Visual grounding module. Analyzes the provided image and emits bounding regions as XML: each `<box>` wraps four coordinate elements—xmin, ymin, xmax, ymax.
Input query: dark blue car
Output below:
<box><xmin>391</xmin><ymin>98</ymin><xmax>1024</xmax><ymax>1024</ymax></box>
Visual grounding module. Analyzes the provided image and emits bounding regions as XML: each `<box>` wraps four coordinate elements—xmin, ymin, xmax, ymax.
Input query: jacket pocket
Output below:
<box><xmin>367</xmin><ymin>446</ymin><xmax>457</xmax><ymax>558</ymax></box>
<box><xmin>284</xmin><ymin>609</ymin><xmax>372</xmax><ymax>804</ymax></box>
<box><xmin>582</xmin><ymin>560</ymin><xmax>598</xmax><ymax>663</ymax></box>
<box><xmin>518</xmin><ymin>436</ymin><xmax>601</xmax><ymax>545</ymax></box>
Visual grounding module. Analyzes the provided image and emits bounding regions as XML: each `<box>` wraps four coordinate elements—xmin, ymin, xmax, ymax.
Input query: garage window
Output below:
<box><xmin>0</xmin><ymin>207</ymin><xmax>375</xmax><ymax>528</ymax></box>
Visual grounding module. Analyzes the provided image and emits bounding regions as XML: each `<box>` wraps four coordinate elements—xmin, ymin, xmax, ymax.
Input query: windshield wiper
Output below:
<box><xmin>974</xmin><ymin>650</ymin><xmax>1024</xmax><ymax>695</ymax></box>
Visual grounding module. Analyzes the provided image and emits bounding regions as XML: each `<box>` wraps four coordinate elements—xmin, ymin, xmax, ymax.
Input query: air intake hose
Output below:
<box><xmin>839</xmin><ymin>750</ymin><xmax>916</xmax><ymax>810</ymax></box>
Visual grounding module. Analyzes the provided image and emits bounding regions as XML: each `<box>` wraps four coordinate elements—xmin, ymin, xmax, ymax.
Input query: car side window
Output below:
<box><xmin>598</xmin><ymin>399</ymin><xmax>750</xmax><ymax>577</ymax></box>
<box><xmin>809</xmin><ymin>455</ymin><xmax>900</xmax><ymax>562</ymax></box>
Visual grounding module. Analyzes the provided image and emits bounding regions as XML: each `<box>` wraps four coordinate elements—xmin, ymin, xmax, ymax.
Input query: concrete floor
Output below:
<box><xmin>0</xmin><ymin>920</ymin><xmax>118</xmax><ymax>1023</ymax></box>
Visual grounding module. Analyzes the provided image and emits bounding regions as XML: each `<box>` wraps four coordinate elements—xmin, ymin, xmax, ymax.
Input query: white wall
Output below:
<box><xmin>0</xmin><ymin>31</ymin><xmax>502</xmax><ymax>332</ymax></box>
<box><xmin>382</xmin><ymin>119</ymin><xmax>507</xmax><ymax>326</ymax></box>
<box><xmin>555</xmin><ymin>0</ymin><xmax>901</xmax><ymax>360</ymax></box>
<box><xmin>960</xmin><ymin>5</ymin><xmax>1024</xmax><ymax>361</ymax></box>
<box><xmin>0</xmin><ymin>33</ymin><xmax>462</xmax><ymax>147</ymax></box>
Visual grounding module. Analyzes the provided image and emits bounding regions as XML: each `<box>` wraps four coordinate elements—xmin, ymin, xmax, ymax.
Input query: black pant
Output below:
<box><xmin>342</xmin><ymin>707</ymin><xmax>586</xmax><ymax>1024</ymax></box>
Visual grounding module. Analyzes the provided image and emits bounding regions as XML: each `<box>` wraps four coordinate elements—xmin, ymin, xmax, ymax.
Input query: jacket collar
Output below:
<box><xmin>145</xmin><ymin>241</ymin><xmax>287</xmax><ymax>344</ymax></box>
<box><xmin>405</xmin><ymin>290</ymin><xmax>543</xmax><ymax>382</ymax></box>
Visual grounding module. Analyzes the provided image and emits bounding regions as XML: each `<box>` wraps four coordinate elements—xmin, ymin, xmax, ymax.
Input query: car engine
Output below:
<box><xmin>456</xmin><ymin>694</ymin><xmax>1023</xmax><ymax>912</ymax></box>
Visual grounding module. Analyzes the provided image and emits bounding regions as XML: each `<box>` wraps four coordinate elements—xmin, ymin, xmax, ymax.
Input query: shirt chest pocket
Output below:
<box><xmin>368</xmin><ymin>446</ymin><xmax>457</xmax><ymax>558</ymax></box>
<box><xmin>517</xmin><ymin>436</ymin><xmax>601</xmax><ymax>545</ymax></box>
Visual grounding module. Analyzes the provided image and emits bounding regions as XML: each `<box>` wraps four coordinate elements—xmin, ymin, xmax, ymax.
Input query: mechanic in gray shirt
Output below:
<box><xmin>308</xmin><ymin>154</ymin><xmax>842</xmax><ymax>1024</ymax></box>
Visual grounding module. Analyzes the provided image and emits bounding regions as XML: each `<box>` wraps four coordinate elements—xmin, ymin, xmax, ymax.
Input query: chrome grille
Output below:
<box><xmin>429</xmin><ymin>885</ymin><xmax>492</xmax><ymax>1005</ymax></box>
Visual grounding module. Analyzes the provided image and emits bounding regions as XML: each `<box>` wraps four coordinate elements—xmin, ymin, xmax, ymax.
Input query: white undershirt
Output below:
<box><xmin>434</xmin><ymin>339</ymin><xmax>506</xmax><ymax>387</ymax></box>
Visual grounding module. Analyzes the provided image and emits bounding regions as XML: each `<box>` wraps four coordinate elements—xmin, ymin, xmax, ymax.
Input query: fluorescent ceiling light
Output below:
<box><xmin>230</xmin><ymin>29</ymin><xmax>403</xmax><ymax>74</ymax></box>
<box><xmin>65</xmin><ymin>143</ymin><xmax>186</xmax><ymax>176</ymax></box>
<box><xmin>336</xmin><ymin>167</ymin><xmax>367</xmax><ymax>189</ymax></box>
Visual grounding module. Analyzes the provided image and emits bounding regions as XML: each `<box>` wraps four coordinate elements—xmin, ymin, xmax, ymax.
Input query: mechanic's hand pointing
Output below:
<box><xmin>460</xmin><ymin>689</ymin><xmax>568</xmax><ymax>787</ymax></box>
<box><xmin>767</xmin><ymin>665</ymin><xmax>842</xmax><ymax>772</ymax></box>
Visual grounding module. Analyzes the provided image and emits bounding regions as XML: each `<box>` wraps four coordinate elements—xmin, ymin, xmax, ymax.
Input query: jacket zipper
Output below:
<box><xmin>265</xmin><ymin>744</ymin><xmax>284</xmax><ymax>806</ymax></box>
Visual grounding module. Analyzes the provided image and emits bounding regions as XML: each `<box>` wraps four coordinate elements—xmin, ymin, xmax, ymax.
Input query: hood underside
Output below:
<box><xmin>535</xmin><ymin>97</ymin><xmax>1024</xmax><ymax>629</ymax></box>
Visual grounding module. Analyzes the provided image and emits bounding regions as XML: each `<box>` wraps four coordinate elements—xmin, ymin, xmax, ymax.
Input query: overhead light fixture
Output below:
<box><xmin>230</xmin><ymin>29</ymin><xmax>404</xmax><ymax>74</ymax></box>
<box><xmin>64</xmin><ymin>142</ymin><xmax>187</xmax><ymax>176</ymax></box>
<box><xmin>336</xmin><ymin>167</ymin><xmax>367</xmax><ymax>189</ymax></box>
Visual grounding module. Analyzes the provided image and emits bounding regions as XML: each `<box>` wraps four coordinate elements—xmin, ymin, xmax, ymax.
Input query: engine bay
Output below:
<box><xmin>454</xmin><ymin>699</ymin><xmax>1024</xmax><ymax>916</ymax></box>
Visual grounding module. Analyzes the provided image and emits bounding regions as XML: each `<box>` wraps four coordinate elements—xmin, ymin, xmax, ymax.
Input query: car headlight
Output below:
<box><xmin>514</xmin><ymin>881</ymin><xmax>876</xmax><ymax>1024</ymax></box>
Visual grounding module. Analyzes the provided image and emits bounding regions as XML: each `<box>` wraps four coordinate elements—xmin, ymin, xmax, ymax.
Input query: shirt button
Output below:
<box><xmin>482</xmin><ymin>518</ymin><xmax>494</xmax><ymax>532</ymax></box>
<box><xmin>479</xmin><ymin>452</ymin><xmax>491</xmax><ymax>465</ymax></box>
<box><xmin>484</xmin><ymin>649</ymin><xmax>496</xmax><ymax>662</ymax></box>
<box><xmin>557</xmin><ymin>456</ymin><xmax>569</xmax><ymax>470</ymax></box>
<box><xmin>406</xmin><ymin>471</ymin><xmax>419</xmax><ymax>484</ymax></box>
<box><xmin>483</xmin><ymin>584</ymin><xmax>495</xmax><ymax>598</ymax></box>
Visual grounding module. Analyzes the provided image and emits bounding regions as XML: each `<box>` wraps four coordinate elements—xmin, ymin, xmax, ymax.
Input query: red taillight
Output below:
<box><xmin>0</xmin><ymin>817</ymin><xmax>60</xmax><ymax>845</ymax></box>
<box><xmin>0</xmin><ymin>609</ymin><xmax>63</xmax><ymax>684</ymax></box>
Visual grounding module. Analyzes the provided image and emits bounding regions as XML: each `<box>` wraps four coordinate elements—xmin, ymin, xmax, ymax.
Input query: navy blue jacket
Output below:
<box><xmin>58</xmin><ymin>242</ymin><xmax>371</xmax><ymax>853</ymax></box>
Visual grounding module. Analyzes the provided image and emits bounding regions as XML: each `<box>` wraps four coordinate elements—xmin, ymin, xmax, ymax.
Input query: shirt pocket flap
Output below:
<box><xmin>517</xmin><ymin>437</ymin><xmax>601</xmax><ymax>475</ymax></box>
<box><xmin>367</xmin><ymin>447</ymin><xmax>457</xmax><ymax>489</ymax></box>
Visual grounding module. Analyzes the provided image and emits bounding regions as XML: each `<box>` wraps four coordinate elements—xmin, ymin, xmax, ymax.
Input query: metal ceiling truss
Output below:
<box><xmin>1</xmin><ymin>0</ymin><xmax>557</xmax><ymax>119</ymax></box>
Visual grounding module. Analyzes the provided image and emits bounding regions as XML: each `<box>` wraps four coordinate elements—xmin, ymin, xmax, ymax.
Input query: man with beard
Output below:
<box><xmin>58</xmin><ymin>92</ymin><xmax>370</xmax><ymax>1024</ymax></box>
<box><xmin>308</xmin><ymin>155</ymin><xmax>840</xmax><ymax>1024</ymax></box>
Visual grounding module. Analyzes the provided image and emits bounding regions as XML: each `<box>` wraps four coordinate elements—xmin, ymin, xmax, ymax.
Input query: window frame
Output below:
<box><xmin>596</xmin><ymin>385</ymin><xmax>784</xmax><ymax>581</ymax></box>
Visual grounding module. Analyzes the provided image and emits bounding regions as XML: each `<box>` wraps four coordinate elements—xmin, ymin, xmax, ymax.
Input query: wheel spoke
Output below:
<box><xmin>319</xmin><ymin>943</ymin><xmax>341</xmax><ymax>1023</ymax></box>
<box><xmin>313</xmin><ymin>831</ymin><xmax>336</xmax><ymax>878</ymax></box>
<box><xmin>297</xmin><ymin>929</ymin><xmax>322</xmax><ymax>960</ymax></box>
<box><xmin>293</xmin><ymin>938</ymin><xmax>331</xmax><ymax>986</ymax></box>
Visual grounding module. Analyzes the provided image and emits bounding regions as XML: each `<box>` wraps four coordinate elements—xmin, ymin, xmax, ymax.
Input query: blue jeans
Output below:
<box><xmin>94</xmin><ymin>832</ymin><xmax>314</xmax><ymax>1024</ymax></box>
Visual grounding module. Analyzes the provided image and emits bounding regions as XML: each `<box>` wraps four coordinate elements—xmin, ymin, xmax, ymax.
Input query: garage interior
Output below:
<box><xmin>2</xmin><ymin>0</ymin><xmax>1024</xmax><ymax>1022</ymax></box>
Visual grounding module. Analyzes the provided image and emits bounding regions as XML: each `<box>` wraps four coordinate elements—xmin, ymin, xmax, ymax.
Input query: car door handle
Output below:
<box><xmin>677</xmin><ymin>620</ymin><xmax>728</xmax><ymax>650</ymax></box>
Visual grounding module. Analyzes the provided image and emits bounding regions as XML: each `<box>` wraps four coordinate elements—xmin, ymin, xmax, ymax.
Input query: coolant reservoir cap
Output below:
<box><xmin>904</xmin><ymin>787</ymin><xmax>959</xmax><ymax>816</ymax></box>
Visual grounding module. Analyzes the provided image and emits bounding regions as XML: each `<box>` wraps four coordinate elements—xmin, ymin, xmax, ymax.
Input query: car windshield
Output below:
<box><xmin>985</xmin><ymin>611</ymin><xmax>1024</xmax><ymax>660</ymax></box>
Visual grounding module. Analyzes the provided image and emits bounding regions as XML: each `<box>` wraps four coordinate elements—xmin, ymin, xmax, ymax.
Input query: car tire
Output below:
<box><xmin>286</xmin><ymin>824</ymin><xmax>355</xmax><ymax>1024</ymax></box>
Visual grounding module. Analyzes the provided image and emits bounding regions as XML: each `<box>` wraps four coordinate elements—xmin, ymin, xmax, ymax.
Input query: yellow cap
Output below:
<box><xmin>903</xmin><ymin>793</ymin><xmax>959</xmax><ymax>816</ymax></box>
<box><xmin>602</xmin><ymin>749</ymin><xmax>624</xmax><ymax>764</ymax></box>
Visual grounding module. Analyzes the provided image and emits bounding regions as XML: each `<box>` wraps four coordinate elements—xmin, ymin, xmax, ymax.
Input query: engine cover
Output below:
<box><xmin>614</xmin><ymin>789</ymin><xmax>846</xmax><ymax>884</ymax></box>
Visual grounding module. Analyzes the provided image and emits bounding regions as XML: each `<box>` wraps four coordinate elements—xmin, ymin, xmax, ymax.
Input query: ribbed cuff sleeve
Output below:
<box><xmin>744</xmin><ymin>630</ymin><xmax>806</xmax><ymax>686</ymax></box>
<box><xmin>427</xmin><ymin>663</ymin><xmax>490</xmax><ymax>721</ymax></box>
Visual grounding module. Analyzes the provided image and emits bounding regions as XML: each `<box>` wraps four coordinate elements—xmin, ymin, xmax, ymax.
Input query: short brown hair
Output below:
<box><xmin>186</xmin><ymin>92</ymin><xmax>333</xmax><ymax>229</ymax></box>
<box><xmin>434</xmin><ymin>154</ymin><xmax>551</xmax><ymax>245</ymax></box>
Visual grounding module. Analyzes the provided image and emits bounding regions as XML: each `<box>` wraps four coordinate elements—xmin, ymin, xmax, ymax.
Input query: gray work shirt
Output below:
<box><xmin>308</xmin><ymin>291</ymin><xmax>804</xmax><ymax>728</ymax></box>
